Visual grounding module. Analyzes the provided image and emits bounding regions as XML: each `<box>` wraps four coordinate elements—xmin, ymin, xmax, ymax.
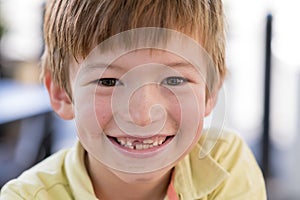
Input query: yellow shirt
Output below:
<box><xmin>0</xmin><ymin>129</ymin><xmax>266</xmax><ymax>200</ymax></box>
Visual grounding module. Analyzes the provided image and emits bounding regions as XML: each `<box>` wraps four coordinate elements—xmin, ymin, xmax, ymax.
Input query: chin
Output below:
<box><xmin>109</xmin><ymin>165</ymin><xmax>173</xmax><ymax>184</ymax></box>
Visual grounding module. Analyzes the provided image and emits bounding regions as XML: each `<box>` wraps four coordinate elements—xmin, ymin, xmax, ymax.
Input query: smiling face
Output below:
<box><xmin>45</xmin><ymin>30</ymin><xmax>218</xmax><ymax>179</ymax></box>
<box><xmin>69</xmin><ymin>49</ymin><xmax>214</xmax><ymax>174</ymax></box>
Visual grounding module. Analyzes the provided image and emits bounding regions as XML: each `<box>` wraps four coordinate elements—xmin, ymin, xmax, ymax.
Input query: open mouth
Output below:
<box><xmin>108</xmin><ymin>135</ymin><xmax>174</xmax><ymax>151</ymax></box>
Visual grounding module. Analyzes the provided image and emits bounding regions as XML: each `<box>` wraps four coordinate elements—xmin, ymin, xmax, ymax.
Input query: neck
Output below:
<box><xmin>85</xmin><ymin>153</ymin><xmax>172</xmax><ymax>200</ymax></box>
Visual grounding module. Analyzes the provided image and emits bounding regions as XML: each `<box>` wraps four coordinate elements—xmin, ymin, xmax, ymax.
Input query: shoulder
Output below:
<box><xmin>197</xmin><ymin>128</ymin><xmax>248</xmax><ymax>160</ymax></box>
<box><xmin>0</xmin><ymin>149</ymin><xmax>71</xmax><ymax>199</ymax></box>
<box><xmin>192</xmin><ymin>129</ymin><xmax>267</xmax><ymax>199</ymax></box>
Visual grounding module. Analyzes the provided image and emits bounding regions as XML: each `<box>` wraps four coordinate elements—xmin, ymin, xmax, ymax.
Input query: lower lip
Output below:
<box><xmin>108</xmin><ymin>136</ymin><xmax>174</xmax><ymax>158</ymax></box>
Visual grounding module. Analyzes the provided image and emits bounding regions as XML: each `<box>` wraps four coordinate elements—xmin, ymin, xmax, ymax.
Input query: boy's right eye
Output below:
<box><xmin>97</xmin><ymin>78</ymin><xmax>123</xmax><ymax>87</ymax></box>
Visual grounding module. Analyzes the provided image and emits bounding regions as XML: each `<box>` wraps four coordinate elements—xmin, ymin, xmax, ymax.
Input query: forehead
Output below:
<box><xmin>81</xmin><ymin>28</ymin><xmax>207</xmax><ymax>66</ymax></box>
<box><xmin>111</xmin><ymin>49</ymin><xmax>193</xmax><ymax>70</ymax></box>
<box><xmin>71</xmin><ymin>28</ymin><xmax>212</xmax><ymax>80</ymax></box>
<box><xmin>78</xmin><ymin>49</ymin><xmax>202</xmax><ymax>77</ymax></box>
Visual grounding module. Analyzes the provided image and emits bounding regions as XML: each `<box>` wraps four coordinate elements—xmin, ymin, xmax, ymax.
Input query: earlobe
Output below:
<box><xmin>204</xmin><ymin>93</ymin><xmax>218</xmax><ymax>117</ymax></box>
<box><xmin>44</xmin><ymin>71</ymin><xmax>74</xmax><ymax>120</ymax></box>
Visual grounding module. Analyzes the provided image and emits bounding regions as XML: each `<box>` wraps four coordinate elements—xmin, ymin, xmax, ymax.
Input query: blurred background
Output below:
<box><xmin>0</xmin><ymin>0</ymin><xmax>299</xmax><ymax>199</ymax></box>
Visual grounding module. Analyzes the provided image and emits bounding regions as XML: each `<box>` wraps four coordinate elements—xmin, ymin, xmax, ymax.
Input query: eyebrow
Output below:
<box><xmin>165</xmin><ymin>61</ymin><xmax>194</xmax><ymax>68</ymax></box>
<box><xmin>81</xmin><ymin>62</ymin><xmax>125</xmax><ymax>73</ymax></box>
<box><xmin>82</xmin><ymin>60</ymin><xmax>197</xmax><ymax>73</ymax></box>
<box><xmin>163</xmin><ymin>61</ymin><xmax>200</xmax><ymax>74</ymax></box>
<box><xmin>167</xmin><ymin>61</ymin><xmax>204</xmax><ymax>76</ymax></box>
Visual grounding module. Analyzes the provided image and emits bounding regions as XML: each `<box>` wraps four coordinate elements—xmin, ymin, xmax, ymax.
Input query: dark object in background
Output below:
<box><xmin>0</xmin><ymin>80</ymin><xmax>53</xmax><ymax>188</ymax></box>
<box><xmin>262</xmin><ymin>13</ymin><xmax>273</xmax><ymax>179</ymax></box>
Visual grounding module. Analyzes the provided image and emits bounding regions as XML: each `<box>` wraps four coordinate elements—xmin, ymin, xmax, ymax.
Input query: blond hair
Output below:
<box><xmin>41</xmin><ymin>0</ymin><xmax>226</xmax><ymax>97</ymax></box>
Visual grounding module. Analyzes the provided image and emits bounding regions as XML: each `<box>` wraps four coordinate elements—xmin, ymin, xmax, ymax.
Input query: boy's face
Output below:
<box><xmin>46</xmin><ymin>30</ymin><xmax>216</xmax><ymax>178</ymax></box>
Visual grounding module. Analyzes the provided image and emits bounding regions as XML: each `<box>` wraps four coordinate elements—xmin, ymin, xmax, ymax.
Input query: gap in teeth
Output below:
<box><xmin>116</xmin><ymin>136</ymin><xmax>168</xmax><ymax>150</ymax></box>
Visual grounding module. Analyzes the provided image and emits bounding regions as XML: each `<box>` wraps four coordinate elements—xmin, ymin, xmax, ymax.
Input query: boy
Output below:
<box><xmin>0</xmin><ymin>0</ymin><xmax>266</xmax><ymax>199</ymax></box>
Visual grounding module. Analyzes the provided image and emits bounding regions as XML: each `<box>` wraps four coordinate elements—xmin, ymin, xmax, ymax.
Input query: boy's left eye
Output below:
<box><xmin>161</xmin><ymin>76</ymin><xmax>188</xmax><ymax>86</ymax></box>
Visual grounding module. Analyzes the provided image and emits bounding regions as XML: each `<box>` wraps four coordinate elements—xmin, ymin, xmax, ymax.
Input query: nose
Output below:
<box><xmin>129</xmin><ymin>84</ymin><xmax>165</xmax><ymax>126</ymax></box>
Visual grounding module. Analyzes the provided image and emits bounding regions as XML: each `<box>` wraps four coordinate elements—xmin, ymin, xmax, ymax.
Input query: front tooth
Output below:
<box><xmin>136</xmin><ymin>144</ymin><xmax>143</xmax><ymax>150</ymax></box>
<box><xmin>143</xmin><ymin>139</ymin><xmax>154</xmax><ymax>144</ymax></box>
<box><xmin>125</xmin><ymin>144</ymin><xmax>134</xmax><ymax>149</ymax></box>
<box><xmin>153</xmin><ymin>141</ymin><xmax>158</xmax><ymax>146</ymax></box>
<box><xmin>126</xmin><ymin>140</ymin><xmax>132</xmax><ymax>146</ymax></box>
<box><xmin>143</xmin><ymin>144</ymin><xmax>150</xmax><ymax>149</ymax></box>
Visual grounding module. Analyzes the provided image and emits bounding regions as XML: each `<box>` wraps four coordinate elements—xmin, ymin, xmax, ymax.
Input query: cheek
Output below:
<box><xmin>164</xmin><ymin>86</ymin><xmax>206</xmax><ymax>125</ymax></box>
<box><xmin>73</xmin><ymin>96</ymin><xmax>101</xmax><ymax>141</ymax></box>
<box><xmin>73</xmin><ymin>87</ymin><xmax>113</xmax><ymax>134</ymax></box>
<box><xmin>192</xmin><ymin>84</ymin><xmax>207</xmax><ymax>114</ymax></box>
<box><xmin>94</xmin><ymin>95</ymin><xmax>113</xmax><ymax>130</ymax></box>
<box><xmin>160</xmin><ymin>88</ymin><xmax>181</xmax><ymax>124</ymax></box>
<box><xmin>166</xmin><ymin>96</ymin><xmax>181</xmax><ymax>123</ymax></box>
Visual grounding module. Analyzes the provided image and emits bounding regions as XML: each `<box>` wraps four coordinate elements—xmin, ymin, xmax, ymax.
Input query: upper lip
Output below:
<box><xmin>107</xmin><ymin>133</ymin><xmax>175</xmax><ymax>139</ymax></box>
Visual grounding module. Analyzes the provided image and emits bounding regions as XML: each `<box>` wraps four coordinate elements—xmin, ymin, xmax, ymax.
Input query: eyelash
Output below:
<box><xmin>96</xmin><ymin>76</ymin><xmax>188</xmax><ymax>87</ymax></box>
<box><xmin>97</xmin><ymin>78</ymin><xmax>123</xmax><ymax>87</ymax></box>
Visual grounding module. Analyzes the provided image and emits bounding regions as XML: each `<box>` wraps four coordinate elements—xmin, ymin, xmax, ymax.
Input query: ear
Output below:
<box><xmin>44</xmin><ymin>71</ymin><xmax>74</xmax><ymax>120</ymax></box>
<box><xmin>204</xmin><ymin>92</ymin><xmax>218</xmax><ymax>117</ymax></box>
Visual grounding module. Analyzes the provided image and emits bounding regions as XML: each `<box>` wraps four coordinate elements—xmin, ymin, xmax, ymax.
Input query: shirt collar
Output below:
<box><xmin>173</xmin><ymin>142</ymin><xmax>230</xmax><ymax>199</ymax></box>
<box><xmin>66</xmin><ymin>139</ymin><xmax>229</xmax><ymax>200</ymax></box>
<box><xmin>65</xmin><ymin>142</ymin><xmax>98</xmax><ymax>200</ymax></box>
